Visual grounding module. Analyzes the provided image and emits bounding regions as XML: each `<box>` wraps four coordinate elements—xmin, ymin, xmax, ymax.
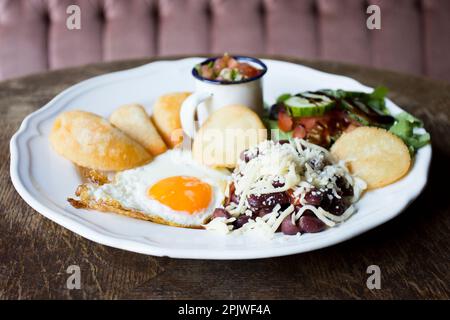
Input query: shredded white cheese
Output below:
<box><xmin>204</xmin><ymin>138</ymin><xmax>366</xmax><ymax>238</ymax></box>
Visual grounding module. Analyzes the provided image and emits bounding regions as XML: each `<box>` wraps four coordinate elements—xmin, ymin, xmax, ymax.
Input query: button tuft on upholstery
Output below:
<box><xmin>421</xmin><ymin>0</ymin><xmax>435</xmax><ymax>10</ymax></box>
<box><xmin>316</xmin><ymin>0</ymin><xmax>337</xmax><ymax>16</ymax></box>
<box><xmin>98</xmin><ymin>6</ymin><xmax>105</xmax><ymax>22</ymax></box>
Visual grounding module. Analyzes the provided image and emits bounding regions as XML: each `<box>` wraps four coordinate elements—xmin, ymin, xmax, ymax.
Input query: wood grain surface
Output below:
<box><xmin>0</xmin><ymin>57</ymin><xmax>449</xmax><ymax>299</ymax></box>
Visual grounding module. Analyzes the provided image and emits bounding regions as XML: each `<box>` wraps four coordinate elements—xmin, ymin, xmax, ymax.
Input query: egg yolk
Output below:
<box><xmin>148</xmin><ymin>176</ymin><xmax>212</xmax><ymax>214</ymax></box>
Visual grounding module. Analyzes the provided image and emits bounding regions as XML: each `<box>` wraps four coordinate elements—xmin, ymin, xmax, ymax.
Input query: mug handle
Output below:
<box><xmin>180</xmin><ymin>91</ymin><xmax>212</xmax><ymax>139</ymax></box>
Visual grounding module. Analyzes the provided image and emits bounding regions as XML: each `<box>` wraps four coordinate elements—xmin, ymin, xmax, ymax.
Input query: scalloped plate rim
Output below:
<box><xmin>9</xmin><ymin>57</ymin><xmax>431</xmax><ymax>259</ymax></box>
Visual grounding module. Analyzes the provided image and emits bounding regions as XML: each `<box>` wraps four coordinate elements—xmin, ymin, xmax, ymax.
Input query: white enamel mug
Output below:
<box><xmin>180</xmin><ymin>56</ymin><xmax>267</xmax><ymax>138</ymax></box>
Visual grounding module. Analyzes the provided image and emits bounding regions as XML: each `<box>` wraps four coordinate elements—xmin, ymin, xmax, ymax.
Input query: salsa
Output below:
<box><xmin>277</xmin><ymin>106</ymin><xmax>361</xmax><ymax>147</ymax></box>
<box><xmin>195</xmin><ymin>53</ymin><xmax>263</xmax><ymax>82</ymax></box>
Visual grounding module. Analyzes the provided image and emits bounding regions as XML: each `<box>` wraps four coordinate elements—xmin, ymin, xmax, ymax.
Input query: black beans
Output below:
<box><xmin>252</xmin><ymin>207</ymin><xmax>272</xmax><ymax>218</ymax></box>
<box><xmin>304</xmin><ymin>189</ymin><xmax>323</xmax><ymax>205</ymax></box>
<box><xmin>272</xmin><ymin>179</ymin><xmax>285</xmax><ymax>188</ymax></box>
<box><xmin>298</xmin><ymin>215</ymin><xmax>326</xmax><ymax>233</ymax></box>
<box><xmin>319</xmin><ymin>190</ymin><xmax>333</xmax><ymax>210</ymax></box>
<box><xmin>212</xmin><ymin>208</ymin><xmax>231</xmax><ymax>219</ymax></box>
<box><xmin>307</xmin><ymin>157</ymin><xmax>327</xmax><ymax>170</ymax></box>
<box><xmin>233</xmin><ymin>215</ymin><xmax>250</xmax><ymax>229</ymax></box>
<box><xmin>229</xmin><ymin>192</ymin><xmax>240</xmax><ymax>205</ymax></box>
<box><xmin>247</xmin><ymin>194</ymin><xmax>265</xmax><ymax>208</ymax></box>
<box><xmin>281</xmin><ymin>214</ymin><xmax>300</xmax><ymax>235</ymax></box>
<box><xmin>328</xmin><ymin>199</ymin><xmax>348</xmax><ymax>216</ymax></box>
<box><xmin>225</xmin><ymin>183</ymin><xmax>240</xmax><ymax>206</ymax></box>
<box><xmin>247</xmin><ymin>192</ymin><xmax>289</xmax><ymax>210</ymax></box>
<box><xmin>240</xmin><ymin>149</ymin><xmax>258</xmax><ymax>163</ymax></box>
<box><xmin>319</xmin><ymin>190</ymin><xmax>349</xmax><ymax>216</ymax></box>
<box><xmin>300</xmin><ymin>209</ymin><xmax>315</xmax><ymax>217</ymax></box>
<box><xmin>335</xmin><ymin>176</ymin><xmax>354</xmax><ymax>197</ymax></box>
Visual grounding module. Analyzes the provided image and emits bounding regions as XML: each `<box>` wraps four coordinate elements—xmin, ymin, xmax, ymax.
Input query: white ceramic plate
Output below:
<box><xmin>10</xmin><ymin>58</ymin><xmax>431</xmax><ymax>260</ymax></box>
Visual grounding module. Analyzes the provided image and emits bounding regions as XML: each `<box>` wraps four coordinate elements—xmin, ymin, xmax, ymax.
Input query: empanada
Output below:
<box><xmin>50</xmin><ymin>110</ymin><xmax>152</xmax><ymax>171</ymax></box>
<box><xmin>110</xmin><ymin>103</ymin><xmax>167</xmax><ymax>156</ymax></box>
<box><xmin>151</xmin><ymin>92</ymin><xmax>191</xmax><ymax>148</ymax></box>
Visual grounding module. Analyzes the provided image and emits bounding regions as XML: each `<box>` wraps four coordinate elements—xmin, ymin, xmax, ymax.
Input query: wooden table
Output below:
<box><xmin>1</xmin><ymin>57</ymin><xmax>449</xmax><ymax>300</ymax></box>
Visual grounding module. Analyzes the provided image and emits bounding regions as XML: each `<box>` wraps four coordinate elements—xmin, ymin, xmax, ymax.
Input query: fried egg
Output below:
<box><xmin>85</xmin><ymin>149</ymin><xmax>229</xmax><ymax>227</ymax></box>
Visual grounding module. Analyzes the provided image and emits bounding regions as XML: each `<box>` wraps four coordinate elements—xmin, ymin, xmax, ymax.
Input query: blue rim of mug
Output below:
<box><xmin>192</xmin><ymin>55</ymin><xmax>268</xmax><ymax>85</ymax></box>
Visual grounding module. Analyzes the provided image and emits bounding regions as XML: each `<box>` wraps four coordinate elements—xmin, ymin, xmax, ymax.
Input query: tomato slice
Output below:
<box><xmin>293</xmin><ymin>125</ymin><xmax>307</xmax><ymax>139</ymax></box>
<box><xmin>237</xmin><ymin>63</ymin><xmax>261</xmax><ymax>78</ymax></box>
<box><xmin>213</xmin><ymin>56</ymin><xmax>228</xmax><ymax>73</ymax></box>
<box><xmin>278</xmin><ymin>111</ymin><xmax>293</xmax><ymax>132</ymax></box>
<box><xmin>200</xmin><ymin>65</ymin><xmax>213</xmax><ymax>79</ymax></box>
<box><xmin>227</xmin><ymin>57</ymin><xmax>239</xmax><ymax>68</ymax></box>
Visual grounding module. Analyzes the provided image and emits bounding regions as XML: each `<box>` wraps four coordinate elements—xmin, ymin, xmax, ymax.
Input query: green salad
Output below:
<box><xmin>265</xmin><ymin>87</ymin><xmax>430</xmax><ymax>154</ymax></box>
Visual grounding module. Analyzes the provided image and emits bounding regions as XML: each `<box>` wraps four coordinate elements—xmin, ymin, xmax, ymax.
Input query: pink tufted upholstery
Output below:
<box><xmin>0</xmin><ymin>0</ymin><xmax>449</xmax><ymax>82</ymax></box>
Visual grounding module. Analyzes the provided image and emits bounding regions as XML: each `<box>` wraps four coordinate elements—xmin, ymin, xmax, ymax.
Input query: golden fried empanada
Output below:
<box><xmin>192</xmin><ymin>104</ymin><xmax>267</xmax><ymax>168</ymax></box>
<box><xmin>151</xmin><ymin>92</ymin><xmax>191</xmax><ymax>148</ymax></box>
<box><xmin>110</xmin><ymin>103</ymin><xmax>167</xmax><ymax>156</ymax></box>
<box><xmin>50</xmin><ymin>110</ymin><xmax>152</xmax><ymax>171</ymax></box>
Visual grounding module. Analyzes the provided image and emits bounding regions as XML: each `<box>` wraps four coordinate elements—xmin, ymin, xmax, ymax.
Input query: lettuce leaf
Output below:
<box><xmin>389</xmin><ymin>112</ymin><xmax>431</xmax><ymax>154</ymax></box>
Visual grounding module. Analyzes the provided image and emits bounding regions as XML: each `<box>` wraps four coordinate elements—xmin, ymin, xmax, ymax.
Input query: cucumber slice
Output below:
<box><xmin>298</xmin><ymin>92</ymin><xmax>332</xmax><ymax>101</ymax></box>
<box><xmin>284</xmin><ymin>95</ymin><xmax>334</xmax><ymax>117</ymax></box>
<box><xmin>276</xmin><ymin>93</ymin><xmax>292</xmax><ymax>103</ymax></box>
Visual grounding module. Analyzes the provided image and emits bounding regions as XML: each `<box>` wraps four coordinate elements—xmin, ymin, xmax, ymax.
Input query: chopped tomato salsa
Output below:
<box><xmin>196</xmin><ymin>53</ymin><xmax>263</xmax><ymax>82</ymax></box>
<box><xmin>277</xmin><ymin>108</ymin><xmax>361</xmax><ymax>147</ymax></box>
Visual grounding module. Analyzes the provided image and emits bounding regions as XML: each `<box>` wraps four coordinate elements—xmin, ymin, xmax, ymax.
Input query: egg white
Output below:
<box><xmin>86</xmin><ymin>149</ymin><xmax>230</xmax><ymax>226</ymax></box>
